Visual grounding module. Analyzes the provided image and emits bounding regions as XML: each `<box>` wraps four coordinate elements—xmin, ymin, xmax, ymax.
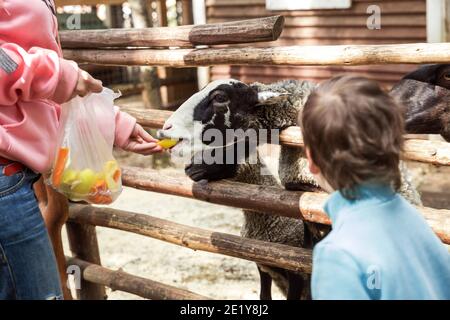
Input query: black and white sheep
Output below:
<box><xmin>157</xmin><ymin>68</ymin><xmax>442</xmax><ymax>299</ymax></box>
<box><xmin>158</xmin><ymin>79</ymin><xmax>314</xmax><ymax>299</ymax></box>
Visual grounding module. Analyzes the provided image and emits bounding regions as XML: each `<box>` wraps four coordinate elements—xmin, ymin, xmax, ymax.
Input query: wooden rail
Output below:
<box><xmin>120</xmin><ymin>166</ymin><xmax>450</xmax><ymax>245</ymax></box>
<box><xmin>119</xmin><ymin>106</ymin><xmax>450</xmax><ymax>166</ymax></box>
<box><xmin>69</xmin><ymin>204</ymin><xmax>313</xmax><ymax>273</ymax></box>
<box><xmin>66</xmin><ymin>257</ymin><xmax>211</xmax><ymax>300</ymax></box>
<box><xmin>64</xmin><ymin>43</ymin><xmax>450</xmax><ymax>67</ymax></box>
<box><xmin>60</xmin><ymin>16</ymin><xmax>284</xmax><ymax>48</ymax></box>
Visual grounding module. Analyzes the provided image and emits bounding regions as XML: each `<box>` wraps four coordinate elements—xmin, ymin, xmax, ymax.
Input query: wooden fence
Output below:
<box><xmin>61</xmin><ymin>16</ymin><xmax>450</xmax><ymax>300</ymax></box>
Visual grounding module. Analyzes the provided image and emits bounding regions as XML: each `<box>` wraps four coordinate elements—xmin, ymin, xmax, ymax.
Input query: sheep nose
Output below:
<box><xmin>215</xmin><ymin>105</ymin><xmax>228</xmax><ymax>114</ymax></box>
<box><xmin>156</xmin><ymin>129</ymin><xmax>166</xmax><ymax>139</ymax></box>
<box><xmin>157</xmin><ymin>124</ymin><xmax>172</xmax><ymax>139</ymax></box>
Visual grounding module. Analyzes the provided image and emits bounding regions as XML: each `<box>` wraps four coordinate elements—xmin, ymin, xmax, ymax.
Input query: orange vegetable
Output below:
<box><xmin>113</xmin><ymin>169</ymin><xmax>121</xmax><ymax>182</ymax></box>
<box><xmin>88</xmin><ymin>179</ymin><xmax>113</xmax><ymax>204</ymax></box>
<box><xmin>89</xmin><ymin>194</ymin><xmax>113</xmax><ymax>204</ymax></box>
<box><xmin>52</xmin><ymin>147</ymin><xmax>69</xmax><ymax>187</ymax></box>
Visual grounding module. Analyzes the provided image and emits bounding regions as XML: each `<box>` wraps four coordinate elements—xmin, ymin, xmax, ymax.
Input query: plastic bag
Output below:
<box><xmin>48</xmin><ymin>88</ymin><xmax>122</xmax><ymax>204</ymax></box>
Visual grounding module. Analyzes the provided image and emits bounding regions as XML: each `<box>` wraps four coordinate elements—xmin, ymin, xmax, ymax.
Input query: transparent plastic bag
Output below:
<box><xmin>48</xmin><ymin>88</ymin><xmax>122</xmax><ymax>204</ymax></box>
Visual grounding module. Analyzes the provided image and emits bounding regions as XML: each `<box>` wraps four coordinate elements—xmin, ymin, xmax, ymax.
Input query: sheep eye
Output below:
<box><xmin>214</xmin><ymin>94</ymin><xmax>228</xmax><ymax>103</ymax></box>
<box><xmin>444</xmin><ymin>73</ymin><xmax>450</xmax><ymax>80</ymax></box>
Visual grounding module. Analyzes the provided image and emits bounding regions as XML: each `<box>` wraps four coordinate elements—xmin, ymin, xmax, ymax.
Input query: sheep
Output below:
<box><xmin>258</xmin><ymin>80</ymin><xmax>422</xmax><ymax>208</ymax></box>
<box><xmin>390</xmin><ymin>64</ymin><xmax>450</xmax><ymax>142</ymax></box>
<box><xmin>158</xmin><ymin>79</ymin><xmax>313</xmax><ymax>299</ymax></box>
<box><xmin>157</xmin><ymin>70</ymin><xmax>440</xmax><ymax>299</ymax></box>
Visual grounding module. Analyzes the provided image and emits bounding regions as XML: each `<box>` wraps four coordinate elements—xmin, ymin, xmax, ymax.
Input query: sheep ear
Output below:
<box><xmin>256</xmin><ymin>91</ymin><xmax>290</xmax><ymax>105</ymax></box>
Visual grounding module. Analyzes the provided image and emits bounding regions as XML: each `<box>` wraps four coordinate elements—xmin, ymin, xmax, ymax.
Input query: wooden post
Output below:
<box><xmin>446</xmin><ymin>0</ymin><xmax>450</xmax><ymax>41</ymax></box>
<box><xmin>426</xmin><ymin>0</ymin><xmax>446</xmax><ymax>42</ymax></box>
<box><xmin>106</xmin><ymin>4</ymin><xmax>125</xmax><ymax>29</ymax></box>
<box><xmin>156</xmin><ymin>0</ymin><xmax>169</xmax><ymax>105</ymax></box>
<box><xmin>128</xmin><ymin>0</ymin><xmax>162</xmax><ymax>108</ymax></box>
<box><xmin>157</xmin><ymin>0</ymin><xmax>168</xmax><ymax>27</ymax></box>
<box><xmin>66</xmin><ymin>222</ymin><xmax>107</xmax><ymax>300</ymax></box>
<box><xmin>129</xmin><ymin>0</ymin><xmax>152</xmax><ymax>28</ymax></box>
<box><xmin>181</xmin><ymin>0</ymin><xmax>194</xmax><ymax>25</ymax></box>
<box><xmin>141</xmin><ymin>67</ymin><xmax>162</xmax><ymax>108</ymax></box>
<box><xmin>165</xmin><ymin>0</ymin><xmax>198</xmax><ymax>113</ymax></box>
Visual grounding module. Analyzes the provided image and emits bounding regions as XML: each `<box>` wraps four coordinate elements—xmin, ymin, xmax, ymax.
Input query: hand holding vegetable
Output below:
<box><xmin>122</xmin><ymin>124</ymin><xmax>164</xmax><ymax>155</ymax></box>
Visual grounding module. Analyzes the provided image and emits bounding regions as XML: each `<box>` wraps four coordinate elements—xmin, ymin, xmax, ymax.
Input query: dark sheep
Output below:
<box><xmin>391</xmin><ymin>64</ymin><xmax>450</xmax><ymax>142</ymax></box>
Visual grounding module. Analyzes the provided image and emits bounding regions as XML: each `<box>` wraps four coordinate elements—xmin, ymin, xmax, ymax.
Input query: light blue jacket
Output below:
<box><xmin>311</xmin><ymin>184</ymin><xmax>450</xmax><ymax>300</ymax></box>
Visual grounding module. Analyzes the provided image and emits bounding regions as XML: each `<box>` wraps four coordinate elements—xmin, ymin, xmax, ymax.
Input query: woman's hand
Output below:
<box><xmin>122</xmin><ymin>124</ymin><xmax>164</xmax><ymax>155</ymax></box>
<box><xmin>71</xmin><ymin>69</ymin><xmax>103</xmax><ymax>98</ymax></box>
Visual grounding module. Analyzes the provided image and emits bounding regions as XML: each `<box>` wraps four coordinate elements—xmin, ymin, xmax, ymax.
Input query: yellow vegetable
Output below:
<box><xmin>56</xmin><ymin>160</ymin><xmax>122</xmax><ymax>202</ymax></box>
<box><xmin>103</xmin><ymin>160</ymin><xmax>120</xmax><ymax>191</ymax></box>
<box><xmin>103</xmin><ymin>160</ymin><xmax>119</xmax><ymax>173</ymax></box>
<box><xmin>72</xmin><ymin>169</ymin><xmax>97</xmax><ymax>195</ymax></box>
<box><xmin>61</xmin><ymin>169</ymin><xmax>78</xmax><ymax>185</ymax></box>
<box><xmin>157</xmin><ymin>139</ymin><xmax>178</xmax><ymax>149</ymax></box>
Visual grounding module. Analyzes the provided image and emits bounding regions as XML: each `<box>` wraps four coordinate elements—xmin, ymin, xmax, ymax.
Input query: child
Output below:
<box><xmin>301</xmin><ymin>75</ymin><xmax>450</xmax><ymax>299</ymax></box>
<box><xmin>0</xmin><ymin>0</ymin><xmax>162</xmax><ymax>299</ymax></box>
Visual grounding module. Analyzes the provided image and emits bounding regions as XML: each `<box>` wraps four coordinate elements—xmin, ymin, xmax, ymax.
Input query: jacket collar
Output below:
<box><xmin>324</xmin><ymin>183</ymin><xmax>396</xmax><ymax>225</ymax></box>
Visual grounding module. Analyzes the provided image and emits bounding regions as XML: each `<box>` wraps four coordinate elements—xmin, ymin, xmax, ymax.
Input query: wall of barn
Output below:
<box><xmin>206</xmin><ymin>0</ymin><xmax>427</xmax><ymax>88</ymax></box>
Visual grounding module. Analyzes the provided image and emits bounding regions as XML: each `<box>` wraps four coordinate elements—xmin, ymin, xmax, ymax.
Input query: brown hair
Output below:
<box><xmin>301</xmin><ymin>75</ymin><xmax>404</xmax><ymax>199</ymax></box>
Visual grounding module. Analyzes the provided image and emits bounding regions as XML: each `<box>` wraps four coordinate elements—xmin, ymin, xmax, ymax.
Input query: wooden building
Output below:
<box><xmin>206</xmin><ymin>0</ymin><xmax>435</xmax><ymax>87</ymax></box>
<box><xmin>55</xmin><ymin>0</ymin><xmax>448</xmax><ymax>88</ymax></box>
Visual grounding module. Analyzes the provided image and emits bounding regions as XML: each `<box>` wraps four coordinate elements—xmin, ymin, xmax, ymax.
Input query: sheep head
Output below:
<box><xmin>391</xmin><ymin>64</ymin><xmax>450</xmax><ymax>141</ymax></box>
<box><xmin>157</xmin><ymin>79</ymin><xmax>289</xmax><ymax>181</ymax></box>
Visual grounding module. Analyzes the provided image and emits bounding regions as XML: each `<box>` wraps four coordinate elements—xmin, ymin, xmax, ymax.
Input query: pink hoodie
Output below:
<box><xmin>0</xmin><ymin>0</ymin><xmax>136</xmax><ymax>173</ymax></box>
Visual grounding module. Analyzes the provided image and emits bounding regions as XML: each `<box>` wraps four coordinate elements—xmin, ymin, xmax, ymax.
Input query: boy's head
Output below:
<box><xmin>301</xmin><ymin>75</ymin><xmax>404</xmax><ymax>198</ymax></box>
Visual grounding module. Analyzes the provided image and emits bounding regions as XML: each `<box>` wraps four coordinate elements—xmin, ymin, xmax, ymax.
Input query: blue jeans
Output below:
<box><xmin>0</xmin><ymin>166</ymin><xmax>63</xmax><ymax>300</ymax></box>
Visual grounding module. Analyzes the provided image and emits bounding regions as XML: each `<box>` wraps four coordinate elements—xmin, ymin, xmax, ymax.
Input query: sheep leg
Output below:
<box><xmin>257</xmin><ymin>266</ymin><xmax>273</xmax><ymax>300</ymax></box>
<box><xmin>303</xmin><ymin>222</ymin><xmax>315</xmax><ymax>248</ymax></box>
<box><xmin>286</xmin><ymin>271</ymin><xmax>305</xmax><ymax>300</ymax></box>
<box><xmin>303</xmin><ymin>222</ymin><xmax>329</xmax><ymax>248</ymax></box>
